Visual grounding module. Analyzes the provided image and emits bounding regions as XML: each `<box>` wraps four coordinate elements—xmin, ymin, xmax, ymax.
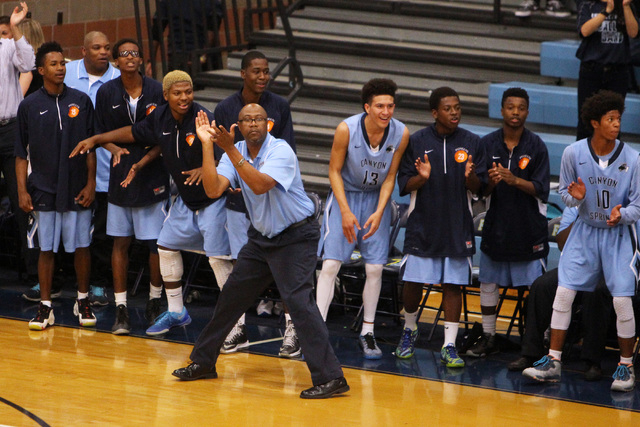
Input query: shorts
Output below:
<box><xmin>478</xmin><ymin>251</ymin><xmax>546</xmax><ymax>287</ymax></box>
<box><xmin>318</xmin><ymin>191</ymin><xmax>391</xmax><ymax>264</ymax></box>
<box><xmin>157</xmin><ymin>196</ymin><xmax>230</xmax><ymax>257</ymax></box>
<box><xmin>30</xmin><ymin>210</ymin><xmax>92</xmax><ymax>253</ymax></box>
<box><xmin>106</xmin><ymin>200</ymin><xmax>169</xmax><ymax>240</ymax></box>
<box><xmin>401</xmin><ymin>254</ymin><xmax>472</xmax><ymax>285</ymax></box>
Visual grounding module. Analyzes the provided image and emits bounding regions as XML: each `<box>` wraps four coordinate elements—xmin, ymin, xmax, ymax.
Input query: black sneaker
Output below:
<box><xmin>221</xmin><ymin>322</ymin><xmax>249</xmax><ymax>354</ymax></box>
<box><xmin>89</xmin><ymin>286</ymin><xmax>109</xmax><ymax>306</ymax></box>
<box><xmin>279</xmin><ymin>320</ymin><xmax>302</xmax><ymax>358</ymax></box>
<box><xmin>544</xmin><ymin>0</ymin><xmax>570</xmax><ymax>17</ymax></box>
<box><xmin>29</xmin><ymin>303</ymin><xmax>55</xmax><ymax>330</ymax></box>
<box><xmin>508</xmin><ymin>355</ymin><xmax>537</xmax><ymax>371</ymax></box>
<box><xmin>465</xmin><ymin>333</ymin><xmax>499</xmax><ymax>358</ymax></box>
<box><xmin>22</xmin><ymin>283</ymin><xmax>63</xmax><ymax>302</ymax></box>
<box><xmin>515</xmin><ymin>0</ymin><xmax>540</xmax><ymax>17</ymax></box>
<box><xmin>112</xmin><ymin>304</ymin><xmax>131</xmax><ymax>335</ymax></box>
<box><xmin>145</xmin><ymin>297</ymin><xmax>162</xmax><ymax>326</ymax></box>
<box><xmin>73</xmin><ymin>298</ymin><xmax>97</xmax><ymax>327</ymax></box>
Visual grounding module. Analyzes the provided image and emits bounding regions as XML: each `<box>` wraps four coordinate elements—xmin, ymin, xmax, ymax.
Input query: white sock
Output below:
<box><xmin>78</xmin><ymin>291</ymin><xmax>89</xmax><ymax>300</ymax></box>
<box><xmin>166</xmin><ymin>287</ymin><xmax>183</xmax><ymax>313</ymax></box>
<box><xmin>114</xmin><ymin>291</ymin><xmax>127</xmax><ymax>307</ymax></box>
<box><xmin>620</xmin><ymin>356</ymin><xmax>633</xmax><ymax>365</ymax></box>
<box><xmin>443</xmin><ymin>321</ymin><xmax>459</xmax><ymax>346</ymax></box>
<box><xmin>285</xmin><ymin>312</ymin><xmax>291</xmax><ymax>322</ymax></box>
<box><xmin>362</xmin><ymin>263</ymin><xmax>382</xmax><ymax>332</ymax></box>
<box><xmin>404</xmin><ymin>309</ymin><xmax>419</xmax><ymax>330</ymax></box>
<box><xmin>149</xmin><ymin>283</ymin><xmax>162</xmax><ymax>300</ymax></box>
<box><xmin>549</xmin><ymin>349</ymin><xmax>562</xmax><ymax>360</ymax></box>
<box><xmin>316</xmin><ymin>259</ymin><xmax>341</xmax><ymax>321</ymax></box>
<box><xmin>482</xmin><ymin>314</ymin><xmax>497</xmax><ymax>335</ymax></box>
<box><xmin>361</xmin><ymin>321</ymin><xmax>374</xmax><ymax>336</ymax></box>
<box><xmin>41</xmin><ymin>300</ymin><xmax>52</xmax><ymax>307</ymax></box>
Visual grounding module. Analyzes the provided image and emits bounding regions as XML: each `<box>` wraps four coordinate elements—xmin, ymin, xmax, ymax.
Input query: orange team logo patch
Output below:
<box><xmin>454</xmin><ymin>150</ymin><xmax>468</xmax><ymax>163</ymax></box>
<box><xmin>146</xmin><ymin>105</ymin><xmax>157</xmax><ymax>116</ymax></box>
<box><xmin>519</xmin><ymin>157</ymin><xmax>530</xmax><ymax>170</ymax></box>
<box><xmin>68</xmin><ymin>106</ymin><xmax>79</xmax><ymax>118</ymax></box>
<box><xmin>186</xmin><ymin>134</ymin><xmax>195</xmax><ymax>146</ymax></box>
<box><xmin>267</xmin><ymin>119</ymin><xmax>275</xmax><ymax>133</ymax></box>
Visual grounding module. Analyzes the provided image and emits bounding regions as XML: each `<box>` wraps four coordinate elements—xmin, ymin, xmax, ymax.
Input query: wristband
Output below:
<box><xmin>236</xmin><ymin>158</ymin><xmax>245</xmax><ymax>168</ymax></box>
<box><xmin>600</xmin><ymin>10</ymin><xmax>610</xmax><ymax>17</ymax></box>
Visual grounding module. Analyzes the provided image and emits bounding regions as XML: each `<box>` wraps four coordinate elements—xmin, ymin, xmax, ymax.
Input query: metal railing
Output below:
<box><xmin>131</xmin><ymin>0</ymin><xmax>304</xmax><ymax>103</ymax></box>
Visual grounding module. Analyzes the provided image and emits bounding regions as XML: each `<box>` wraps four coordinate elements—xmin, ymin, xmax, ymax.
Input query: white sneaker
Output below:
<box><xmin>611</xmin><ymin>363</ymin><xmax>635</xmax><ymax>392</ymax></box>
<box><xmin>221</xmin><ymin>322</ymin><xmax>249</xmax><ymax>354</ymax></box>
<box><xmin>29</xmin><ymin>303</ymin><xmax>55</xmax><ymax>330</ymax></box>
<box><xmin>256</xmin><ymin>299</ymin><xmax>273</xmax><ymax>317</ymax></box>
<box><xmin>279</xmin><ymin>320</ymin><xmax>301</xmax><ymax>358</ymax></box>
<box><xmin>523</xmin><ymin>355</ymin><xmax>561</xmax><ymax>382</ymax></box>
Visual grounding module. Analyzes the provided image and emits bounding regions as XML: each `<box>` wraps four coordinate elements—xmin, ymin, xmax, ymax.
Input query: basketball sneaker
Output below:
<box><xmin>441</xmin><ymin>344</ymin><xmax>465</xmax><ymax>368</ymax></box>
<box><xmin>279</xmin><ymin>320</ymin><xmax>301</xmax><ymax>358</ymax></box>
<box><xmin>22</xmin><ymin>283</ymin><xmax>62</xmax><ymax>302</ymax></box>
<box><xmin>395</xmin><ymin>327</ymin><xmax>419</xmax><ymax>359</ymax></box>
<box><xmin>112</xmin><ymin>304</ymin><xmax>131</xmax><ymax>335</ymax></box>
<box><xmin>515</xmin><ymin>0</ymin><xmax>540</xmax><ymax>17</ymax></box>
<box><xmin>145</xmin><ymin>297</ymin><xmax>162</xmax><ymax>326</ymax></box>
<box><xmin>29</xmin><ymin>303</ymin><xmax>55</xmax><ymax>330</ymax></box>
<box><xmin>465</xmin><ymin>333</ymin><xmax>499</xmax><ymax>358</ymax></box>
<box><xmin>74</xmin><ymin>298</ymin><xmax>97</xmax><ymax>327</ymax></box>
<box><xmin>359</xmin><ymin>333</ymin><xmax>383</xmax><ymax>360</ymax></box>
<box><xmin>221</xmin><ymin>322</ymin><xmax>249</xmax><ymax>354</ymax></box>
<box><xmin>89</xmin><ymin>285</ymin><xmax>109</xmax><ymax>306</ymax></box>
<box><xmin>522</xmin><ymin>355</ymin><xmax>561</xmax><ymax>382</ymax></box>
<box><xmin>544</xmin><ymin>0</ymin><xmax>570</xmax><ymax>17</ymax></box>
<box><xmin>611</xmin><ymin>363</ymin><xmax>635</xmax><ymax>392</ymax></box>
<box><xmin>146</xmin><ymin>308</ymin><xmax>191</xmax><ymax>336</ymax></box>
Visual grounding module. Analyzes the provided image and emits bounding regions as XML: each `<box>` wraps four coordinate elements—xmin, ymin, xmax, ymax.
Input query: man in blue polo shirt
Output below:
<box><xmin>94</xmin><ymin>38</ymin><xmax>170</xmax><ymax>334</ymax></box>
<box><xmin>70</xmin><ymin>70</ymin><xmax>233</xmax><ymax>337</ymax></box>
<box><xmin>213</xmin><ymin>50</ymin><xmax>299</xmax><ymax>357</ymax></box>
<box><xmin>16</xmin><ymin>41</ymin><xmax>97</xmax><ymax>330</ymax></box>
<box><xmin>172</xmin><ymin>103</ymin><xmax>349</xmax><ymax>400</ymax></box>
<box><xmin>64</xmin><ymin>30</ymin><xmax>120</xmax><ymax>306</ymax></box>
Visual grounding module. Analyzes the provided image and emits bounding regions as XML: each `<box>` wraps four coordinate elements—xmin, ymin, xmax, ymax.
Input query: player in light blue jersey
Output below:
<box><xmin>523</xmin><ymin>90</ymin><xmax>640</xmax><ymax>392</ymax></box>
<box><xmin>316</xmin><ymin>79</ymin><xmax>410</xmax><ymax>359</ymax></box>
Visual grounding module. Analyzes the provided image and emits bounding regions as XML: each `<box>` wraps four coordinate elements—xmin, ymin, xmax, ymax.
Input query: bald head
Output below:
<box><xmin>238</xmin><ymin>103</ymin><xmax>267</xmax><ymax>120</ymax></box>
<box><xmin>237</xmin><ymin>103</ymin><xmax>269</xmax><ymax>145</ymax></box>
<box><xmin>82</xmin><ymin>31</ymin><xmax>111</xmax><ymax>76</ymax></box>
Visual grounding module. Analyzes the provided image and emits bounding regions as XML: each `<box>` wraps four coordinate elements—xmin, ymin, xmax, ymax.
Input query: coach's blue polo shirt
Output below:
<box><xmin>217</xmin><ymin>133</ymin><xmax>313</xmax><ymax>238</ymax></box>
<box><xmin>64</xmin><ymin>59</ymin><xmax>120</xmax><ymax>193</ymax></box>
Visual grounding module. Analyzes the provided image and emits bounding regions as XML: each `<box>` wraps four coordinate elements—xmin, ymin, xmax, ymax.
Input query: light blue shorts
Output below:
<box><xmin>478</xmin><ymin>251</ymin><xmax>546</xmax><ymax>287</ymax></box>
<box><xmin>226</xmin><ymin>209</ymin><xmax>250</xmax><ymax>259</ymax></box>
<box><xmin>31</xmin><ymin>210</ymin><xmax>92</xmax><ymax>253</ymax></box>
<box><xmin>559</xmin><ymin>219</ymin><xmax>639</xmax><ymax>297</ymax></box>
<box><xmin>157</xmin><ymin>196</ymin><xmax>230</xmax><ymax>257</ymax></box>
<box><xmin>318</xmin><ymin>191</ymin><xmax>392</xmax><ymax>264</ymax></box>
<box><xmin>106</xmin><ymin>200</ymin><xmax>169</xmax><ymax>240</ymax></box>
<box><xmin>401</xmin><ymin>254</ymin><xmax>472</xmax><ymax>285</ymax></box>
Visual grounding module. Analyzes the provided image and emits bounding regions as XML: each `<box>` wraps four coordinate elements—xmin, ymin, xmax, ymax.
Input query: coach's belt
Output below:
<box><xmin>287</xmin><ymin>216</ymin><xmax>314</xmax><ymax>230</ymax></box>
<box><xmin>0</xmin><ymin>117</ymin><xmax>16</xmax><ymax>127</ymax></box>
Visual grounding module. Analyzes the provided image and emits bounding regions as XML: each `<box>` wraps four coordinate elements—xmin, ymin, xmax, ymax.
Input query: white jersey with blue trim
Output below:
<box><xmin>342</xmin><ymin>113</ymin><xmax>406</xmax><ymax>192</ymax></box>
<box><xmin>559</xmin><ymin>138</ymin><xmax>640</xmax><ymax>228</ymax></box>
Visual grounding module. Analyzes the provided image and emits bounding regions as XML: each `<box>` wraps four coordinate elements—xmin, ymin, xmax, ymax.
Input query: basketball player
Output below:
<box><xmin>316</xmin><ymin>78</ymin><xmax>409</xmax><ymax>359</ymax></box>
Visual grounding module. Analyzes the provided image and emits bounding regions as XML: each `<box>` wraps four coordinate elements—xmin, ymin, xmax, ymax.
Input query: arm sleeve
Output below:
<box><xmin>217</xmin><ymin>152</ymin><xmax>237</xmax><ymax>188</ymax></box>
<box><xmin>530</xmin><ymin>136</ymin><xmax>551</xmax><ymax>202</ymax></box>
<box><xmin>131</xmin><ymin>114</ymin><xmax>157</xmax><ymax>146</ymax></box>
<box><xmin>397</xmin><ymin>136</ymin><xmax>417</xmax><ymax>196</ymax></box>
<box><xmin>12</xmin><ymin>37</ymin><xmax>35</xmax><ymax>73</ymax></box>
<box><xmin>278</xmin><ymin>104</ymin><xmax>296</xmax><ymax>153</ymax></box>
<box><xmin>14</xmin><ymin>102</ymin><xmax>29</xmax><ymax>159</ymax></box>
<box><xmin>472</xmin><ymin>134</ymin><xmax>488</xmax><ymax>189</ymax></box>
<box><xmin>258</xmin><ymin>141</ymin><xmax>297</xmax><ymax>192</ymax></box>
<box><xmin>94</xmin><ymin>87</ymin><xmax>107</xmax><ymax>134</ymax></box>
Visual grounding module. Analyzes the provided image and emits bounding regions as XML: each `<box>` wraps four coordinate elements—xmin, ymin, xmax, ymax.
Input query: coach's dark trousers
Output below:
<box><xmin>190</xmin><ymin>220</ymin><xmax>344</xmax><ymax>386</ymax></box>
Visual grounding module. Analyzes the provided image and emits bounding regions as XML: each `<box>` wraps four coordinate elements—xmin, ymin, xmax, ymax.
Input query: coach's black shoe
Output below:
<box><xmin>300</xmin><ymin>377</ymin><xmax>349</xmax><ymax>399</ymax></box>
<box><xmin>172</xmin><ymin>362</ymin><xmax>218</xmax><ymax>381</ymax></box>
<box><xmin>508</xmin><ymin>355</ymin><xmax>536</xmax><ymax>371</ymax></box>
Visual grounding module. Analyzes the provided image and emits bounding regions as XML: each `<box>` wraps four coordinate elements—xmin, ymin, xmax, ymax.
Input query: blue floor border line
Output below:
<box><xmin>1</xmin><ymin>286</ymin><xmax>639</xmax><ymax>412</ymax></box>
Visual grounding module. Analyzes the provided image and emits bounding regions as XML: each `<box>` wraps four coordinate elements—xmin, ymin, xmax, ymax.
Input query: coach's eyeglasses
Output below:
<box><xmin>118</xmin><ymin>50</ymin><xmax>140</xmax><ymax>58</ymax></box>
<box><xmin>238</xmin><ymin>117</ymin><xmax>267</xmax><ymax>124</ymax></box>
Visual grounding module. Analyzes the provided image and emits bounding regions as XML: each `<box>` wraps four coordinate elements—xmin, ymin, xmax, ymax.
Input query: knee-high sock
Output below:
<box><xmin>362</xmin><ymin>263</ymin><xmax>383</xmax><ymax>335</ymax></box>
<box><xmin>316</xmin><ymin>259</ymin><xmax>342</xmax><ymax>321</ymax></box>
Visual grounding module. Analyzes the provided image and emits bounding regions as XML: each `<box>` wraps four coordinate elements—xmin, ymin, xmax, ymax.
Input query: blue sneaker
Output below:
<box><xmin>611</xmin><ymin>363</ymin><xmax>635</xmax><ymax>392</ymax></box>
<box><xmin>146</xmin><ymin>308</ymin><xmax>192</xmax><ymax>336</ymax></box>
<box><xmin>441</xmin><ymin>344</ymin><xmax>465</xmax><ymax>368</ymax></box>
<box><xmin>395</xmin><ymin>327</ymin><xmax>419</xmax><ymax>359</ymax></box>
<box><xmin>522</xmin><ymin>355</ymin><xmax>561</xmax><ymax>382</ymax></box>
<box><xmin>89</xmin><ymin>286</ymin><xmax>109</xmax><ymax>306</ymax></box>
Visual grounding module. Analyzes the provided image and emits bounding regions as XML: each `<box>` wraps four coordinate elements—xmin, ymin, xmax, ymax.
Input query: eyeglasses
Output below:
<box><xmin>238</xmin><ymin>117</ymin><xmax>267</xmax><ymax>124</ymax></box>
<box><xmin>118</xmin><ymin>50</ymin><xmax>140</xmax><ymax>58</ymax></box>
